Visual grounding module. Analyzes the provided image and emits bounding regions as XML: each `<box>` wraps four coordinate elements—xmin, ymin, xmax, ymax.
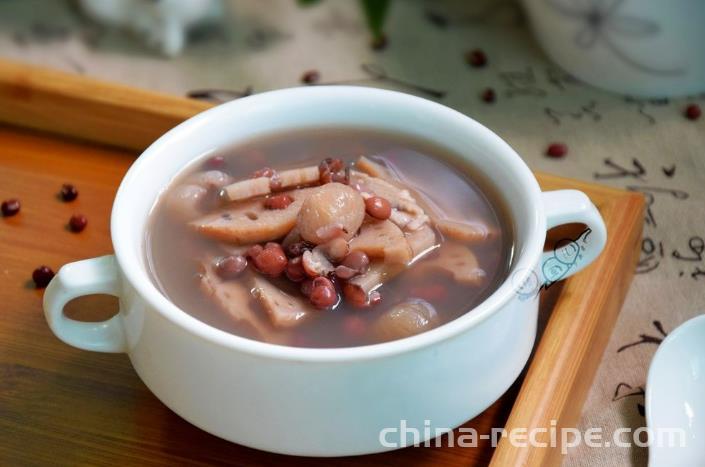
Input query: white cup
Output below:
<box><xmin>43</xmin><ymin>87</ymin><xmax>606</xmax><ymax>456</ymax></box>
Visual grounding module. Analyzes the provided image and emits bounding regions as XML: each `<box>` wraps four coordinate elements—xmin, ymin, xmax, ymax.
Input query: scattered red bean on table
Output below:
<box><xmin>1</xmin><ymin>198</ymin><xmax>20</xmax><ymax>217</ymax></box>
<box><xmin>301</xmin><ymin>70</ymin><xmax>320</xmax><ymax>85</ymax></box>
<box><xmin>68</xmin><ymin>214</ymin><xmax>88</xmax><ymax>233</ymax></box>
<box><xmin>546</xmin><ymin>142</ymin><xmax>568</xmax><ymax>158</ymax></box>
<box><xmin>60</xmin><ymin>184</ymin><xmax>78</xmax><ymax>202</ymax></box>
<box><xmin>32</xmin><ymin>266</ymin><xmax>54</xmax><ymax>288</ymax></box>
<box><xmin>685</xmin><ymin>104</ymin><xmax>701</xmax><ymax>121</ymax></box>
<box><xmin>465</xmin><ymin>49</ymin><xmax>488</xmax><ymax>68</ymax></box>
<box><xmin>481</xmin><ymin>88</ymin><xmax>496</xmax><ymax>103</ymax></box>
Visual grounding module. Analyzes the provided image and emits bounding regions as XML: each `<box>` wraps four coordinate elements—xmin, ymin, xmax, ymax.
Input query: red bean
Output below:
<box><xmin>1</xmin><ymin>198</ymin><xmax>20</xmax><ymax>217</ymax></box>
<box><xmin>465</xmin><ymin>49</ymin><xmax>487</xmax><ymax>68</ymax></box>
<box><xmin>32</xmin><ymin>265</ymin><xmax>54</xmax><ymax>288</ymax></box>
<box><xmin>252</xmin><ymin>243</ymin><xmax>288</xmax><ymax>277</ymax></box>
<box><xmin>309</xmin><ymin>276</ymin><xmax>338</xmax><ymax>309</ymax></box>
<box><xmin>60</xmin><ymin>184</ymin><xmax>78</xmax><ymax>202</ymax></box>
<box><xmin>285</xmin><ymin>256</ymin><xmax>306</xmax><ymax>282</ymax></box>
<box><xmin>215</xmin><ymin>255</ymin><xmax>247</xmax><ymax>280</ymax></box>
<box><xmin>481</xmin><ymin>88</ymin><xmax>496</xmax><ymax>103</ymax></box>
<box><xmin>365</xmin><ymin>196</ymin><xmax>392</xmax><ymax>220</ymax></box>
<box><xmin>301</xmin><ymin>70</ymin><xmax>320</xmax><ymax>85</ymax></box>
<box><xmin>264</xmin><ymin>194</ymin><xmax>294</xmax><ymax>210</ymax></box>
<box><xmin>342</xmin><ymin>283</ymin><xmax>368</xmax><ymax>307</ymax></box>
<box><xmin>546</xmin><ymin>142</ymin><xmax>568</xmax><ymax>158</ymax></box>
<box><xmin>341</xmin><ymin>250</ymin><xmax>370</xmax><ymax>274</ymax></box>
<box><xmin>685</xmin><ymin>104</ymin><xmax>701</xmax><ymax>121</ymax></box>
<box><xmin>246</xmin><ymin>244</ymin><xmax>264</xmax><ymax>260</ymax></box>
<box><xmin>68</xmin><ymin>214</ymin><xmax>87</xmax><ymax>233</ymax></box>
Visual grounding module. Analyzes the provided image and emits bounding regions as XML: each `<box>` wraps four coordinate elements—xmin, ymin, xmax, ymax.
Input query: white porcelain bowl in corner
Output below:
<box><xmin>646</xmin><ymin>314</ymin><xmax>705</xmax><ymax>467</ymax></box>
<box><xmin>42</xmin><ymin>86</ymin><xmax>607</xmax><ymax>456</ymax></box>
<box><xmin>521</xmin><ymin>0</ymin><xmax>705</xmax><ymax>97</ymax></box>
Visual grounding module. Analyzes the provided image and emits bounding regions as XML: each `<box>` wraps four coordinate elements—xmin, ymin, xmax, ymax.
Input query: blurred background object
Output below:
<box><xmin>76</xmin><ymin>0</ymin><xmax>224</xmax><ymax>57</ymax></box>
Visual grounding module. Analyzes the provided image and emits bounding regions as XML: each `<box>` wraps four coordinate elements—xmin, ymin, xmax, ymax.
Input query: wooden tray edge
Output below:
<box><xmin>0</xmin><ymin>59</ymin><xmax>211</xmax><ymax>151</ymax></box>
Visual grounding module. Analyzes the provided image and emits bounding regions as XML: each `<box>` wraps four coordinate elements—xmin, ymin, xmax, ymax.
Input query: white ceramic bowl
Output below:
<box><xmin>646</xmin><ymin>314</ymin><xmax>705</xmax><ymax>466</ymax></box>
<box><xmin>522</xmin><ymin>0</ymin><xmax>705</xmax><ymax>97</ymax></box>
<box><xmin>42</xmin><ymin>87</ymin><xmax>606</xmax><ymax>456</ymax></box>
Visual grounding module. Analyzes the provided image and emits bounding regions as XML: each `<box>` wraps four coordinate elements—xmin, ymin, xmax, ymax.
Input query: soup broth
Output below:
<box><xmin>145</xmin><ymin>128</ymin><xmax>513</xmax><ymax>348</ymax></box>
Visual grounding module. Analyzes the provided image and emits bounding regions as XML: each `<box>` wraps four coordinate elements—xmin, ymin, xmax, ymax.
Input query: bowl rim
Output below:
<box><xmin>111</xmin><ymin>86</ymin><xmax>545</xmax><ymax>362</ymax></box>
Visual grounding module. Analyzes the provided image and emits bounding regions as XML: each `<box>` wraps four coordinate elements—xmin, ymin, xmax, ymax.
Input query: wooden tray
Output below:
<box><xmin>0</xmin><ymin>60</ymin><xmax>643</xmax><ymax>466</ymax></box>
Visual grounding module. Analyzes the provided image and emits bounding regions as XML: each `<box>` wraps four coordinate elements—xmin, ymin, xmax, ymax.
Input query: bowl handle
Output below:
<box><xmin>43</xmin><ymin>255</ymin><xmax>126</xmax><ymax>353</ymax></box>
<box><xmin>540</xmin><ymin>190</ymin><xmax>607</xmax><ymax>285</ymax></box>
